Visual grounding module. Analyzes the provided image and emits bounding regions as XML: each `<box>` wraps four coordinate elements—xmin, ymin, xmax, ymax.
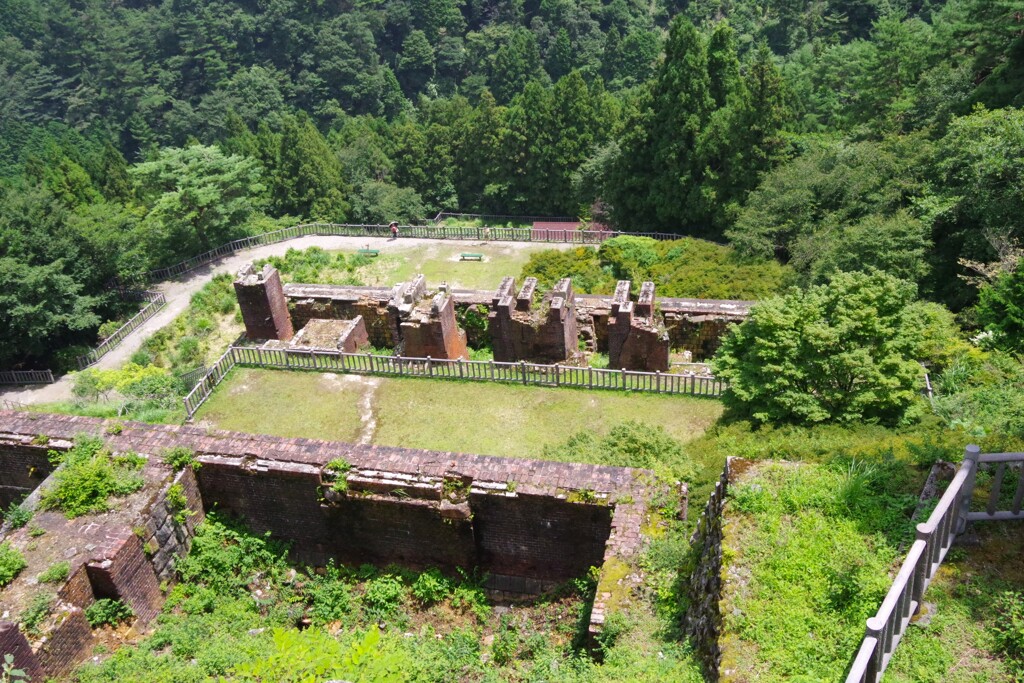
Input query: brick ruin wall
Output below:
<box><xmin>234</xmin><ymin>262</ymin><xmax>750</xmax><ymax>365</ymax></box>
<box><xmin>0</xmin><ymin>411</ymin><xmax>656</xmax><ymax>675</ymax></box>
<box><xmin>400</xmin><ymin>292</ymin><xmax>469</xmax><ymax>360</ymax></box>
<box><xmin>0</xmin><ymin>419</ymin><xmax>205</xmax><ymax>680</ymax></box>
<box><xmin>488</xmin><ymin>277</ymin><xmax>580</xmax><ymax>364</ymax></box>
<box><xmin>606</xmin><ymin>281</ymin><xmax>671</xmax><ymax>372</ymax></box>
<box><xmin>234</xmin><ymin>263</ymin><xmax>294</xmax><ymax>341</ymax></box>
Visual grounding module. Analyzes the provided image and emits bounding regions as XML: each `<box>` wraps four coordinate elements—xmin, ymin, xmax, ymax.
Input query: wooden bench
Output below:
<box><xmin>357</xmin><ymin>249</ymin><xmax>380</xmax><ymax>257</ymax></box>
<box><xmin>460</xmin><ymin>253</ymin><xmax>484</xmax><ymax>261</ymax></box>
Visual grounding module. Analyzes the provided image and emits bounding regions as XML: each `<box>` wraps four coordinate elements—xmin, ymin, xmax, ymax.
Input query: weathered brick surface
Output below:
<box><xmin>0</xmin><ymin>622</ymin><xmax>45</xmax><ymax>681</ymax></box>
<box><xmin>472</xmin><ymin>493</ymin><xmax>612</xmax><ymax>580</ymax></box>
<box><xmin>489</xmin><ymin>277</ymin><xmax>580</xmax><ymax>364</ymax></box>
<box><xmin>278</xmin><ymin>274</ymin><xmax>750</xmax><ymax>361</ymax></box>
<box><xmin>88</xmin><ymin>533</ymin><xmax>163</xmax><ymax>624</ymax></box>
<box><xmin>0</xmin><ymin>442</ymin><xmax>55</xmax><ymax>509</ymax></box>
<box><xmin>35</xmin><ymin>605</ymin><xmax>92</xmax><ymax>678</ymax></box>
<box><xmin>607</xmin><ymin>282</ymin><xmax>670</xmax><ymax>371</ymax></box>
<box><xmin>400</xmin><ymin>292</ymin><xmax>469</xmax><ymax>360</ymax></box>
<box><xmin>0</xmin><ymin>412</ymin><xmax>656</xmax><ymax>595</ymax></box>
<box><xmin>235</xmin><ymin>264</ymin><xmax>294</xmax><ymax>341</ymax></box>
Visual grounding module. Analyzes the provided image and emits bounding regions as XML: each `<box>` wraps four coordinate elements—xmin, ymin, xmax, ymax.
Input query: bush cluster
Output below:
<box><xmin>39</xmin><ymin>436</ymin><xmax>145</xmax><ymax>519</ymax></box>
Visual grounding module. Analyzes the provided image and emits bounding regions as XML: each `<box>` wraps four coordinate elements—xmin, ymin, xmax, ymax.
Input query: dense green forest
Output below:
<box><xmin>1</xmin><ymin>0</ymin><xmax>1023</xmax><ymax>367</ymax></box>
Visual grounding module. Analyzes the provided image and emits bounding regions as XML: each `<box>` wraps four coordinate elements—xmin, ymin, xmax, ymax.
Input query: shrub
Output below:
<box><xmin>38</xmin><ymin>561</ymin><xmax>70</xmax><ymax>584</ymax></box>
<box><xmin>21</xmin><ymin>593</ymin><xmax>52</xmax><ymax>636</ymax></box>
<box><xmin>993</xmin><ymin>591</ymin><xmax>1024</xmax><ymax>674</ymax></box>
<box><xmin>85</xmin><ymin>599</ymin><xmax>134</xmax><ymax>627</ymax></box>
<box><xmin>3</xmin><ymin>502</ymin><xmax>32</xmax><ymax>529</ymax></box>
<box><xmin>324</xmin><ymin>459</ymin><xmax>350</xmax><ymax>493</ymax></box>
<box><xmin>306</xmin><ymin>563</ymin><xmax>352</xmax><ymax>625</ymax></box>
<box><xmin>411</xmin><ymin>568</ymin><xmax>451</xmax><ymax>605</ymax></box>
<box><xmin>491</xmin><ymin>615</ymin><xmax>520</xmax><ymax>665</ymax></box>
<box><xmin>0</xmin><ymin>543</ymin><xmax>27</xmax><ymax>586</ymax></box>
<box><xmin>361</xmin><ymin>574</ymin><xmax>407</xmax><ymax>618</ymax></box>
<box><xmin>713</xmin><ymin>270</ymin><xmax>927</xmax><ymax>425</ymax></box>
<box><xmin>166</xmin><ymin>484</ymin><xmax>190</xmax><ymax>524</ymax></box>
<box><xmin>39</xmin><ymin>436</ymin><xmax>145</xmax><ymax>519</ymax></box>
<box><xmin>162</xmin><ymin>446</ymin><xmax>199</xmax><ymax>471</ymax></box>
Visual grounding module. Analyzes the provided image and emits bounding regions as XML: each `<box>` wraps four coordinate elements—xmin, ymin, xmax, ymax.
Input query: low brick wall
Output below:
<box><xmin>0</xmin><ymin>411</ymin><xmax>662</xmax><ymax>669</ymax></box>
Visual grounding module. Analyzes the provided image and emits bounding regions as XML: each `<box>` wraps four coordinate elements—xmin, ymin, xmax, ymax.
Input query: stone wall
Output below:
<box><xmin>684</xmin><ymin>458</ymin><xmax>734</xmax><ymax>681</ymax></box>
<box><xmin>285</xmin><ymin>284</ymin><xmax>396</xmax><ymax>348</ymax></box>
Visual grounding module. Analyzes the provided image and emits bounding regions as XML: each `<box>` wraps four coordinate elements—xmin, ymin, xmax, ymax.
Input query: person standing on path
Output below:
<box><xmin>389</xmin><ymin>222</ymin><xmax>399</xmax><ymax>240</ymax></box>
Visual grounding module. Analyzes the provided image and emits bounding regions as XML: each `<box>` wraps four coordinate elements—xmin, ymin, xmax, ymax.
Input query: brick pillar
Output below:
<box><xmin>234</xmin><ymin>263</ymin><xmax>294</xmax><ymax>341</ymax></box>
<box><xmin>488</xmin><ymin>277</ymin><xmax>517</xmax><ymax>362</ymax></box>
<box><xmin>607</xmin><ymin>281</ymin><xmax>632</xmax><ymax>368</ymax></box>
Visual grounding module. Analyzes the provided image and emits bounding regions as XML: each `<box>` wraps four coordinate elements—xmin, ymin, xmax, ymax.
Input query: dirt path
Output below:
<box><xmin>2</xmin><ymin>236</ymin><xmax>567</xmax><ymax>406</ymax></box>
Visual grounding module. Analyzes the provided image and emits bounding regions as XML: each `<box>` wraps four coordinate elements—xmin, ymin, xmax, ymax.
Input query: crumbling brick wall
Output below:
<box><xmin>234</xmin><ymin>263</ymin><xmax>294</xmax><ymax>341</ymax></box>
<box><xmin>489</xmin><ymin>277</ymin><xmax>580</xmax><ymax>364</ymax></box>
<box><xmin>607</xmin><ymin>282</ymin><xmax>670</xmax><ymax>372</ymax></box>
<box><xmin>400</xmin><ymin>291</ymin><xmax>469</xmax><ymax>360</ymax></box>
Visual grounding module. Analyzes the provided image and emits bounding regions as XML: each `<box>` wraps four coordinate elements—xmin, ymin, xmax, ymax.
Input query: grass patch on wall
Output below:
<box><xmin>194</xmin><ymin>368</ymin><xmax>722</xmax><ymax>461</ymax></box>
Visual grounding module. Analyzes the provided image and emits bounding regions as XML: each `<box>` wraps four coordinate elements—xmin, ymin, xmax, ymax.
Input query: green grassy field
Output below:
<box><xmin>271</xmin><ymin>243</ymin><xmax>565</xmax><ymax>291</ymax></box>
<box><xmin>195</xmin><ymin>368</ymin><xmax>723</xmax><ymax>459</ymax></box>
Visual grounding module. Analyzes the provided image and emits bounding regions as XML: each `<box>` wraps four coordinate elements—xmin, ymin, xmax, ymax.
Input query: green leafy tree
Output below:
<box><xmin>0</xmin><ymin>257</ymin><xmax>100</xmax><ymax>366</ymax></box>
<box><xmin>271</xmin><ymin>115</ymin><xmax>350</xmax><ymax>221</ymax></box>
<box><xmin>132</xmin><ymin>145</ymin><xmax>264</xmax><ymax>261</ymax></box>
<box><xmin>977</xmin><ymin>265</ymin><xmax>1024</xmax><ymax>353</ymax></box>
<box><xmin>712</xmin><ymin>270</ymin><xmax>927</xmax><ymax>425</ymax></box>
<box><xmin>397</xmin><ymin>30</ymin><xmax>436</xmax><ymax>96</ymax></box>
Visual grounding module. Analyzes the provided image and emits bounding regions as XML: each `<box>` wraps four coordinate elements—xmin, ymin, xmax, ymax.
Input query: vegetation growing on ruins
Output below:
<box><xmin>39</xmin><ymin>436</ymin><xmax>146</xmax><ymax>519</ymax></box>
<box><xmin>76</xmin><ymin>514</ymin><xmax>704</xmax><ymax>682</ymax></box>
<box><xmin>0</xmin><ymin>543</ymin><xmax>27</xmax><ymax>588</ymax></box>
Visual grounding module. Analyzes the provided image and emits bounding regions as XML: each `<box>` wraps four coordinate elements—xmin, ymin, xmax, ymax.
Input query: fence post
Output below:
<box><xmin>427</xmin><ymin>356</ymin><xmax>433</xmax><ymax>377</ymax></box>
<box><xmin>555</xmin><ymin>364</ymin><xmax>560</xmax><ymax>387</ymax></box>
<box><xmin>521</xmin><ymin>361</ymin><xmax>528</xmax><ymax>385</ymax></box>
<box><xmin>458</xmin><ymin>358</ymin><xmax>464</xmax><ymax>379</ymax></box>
<box><xmin>589</xmin><ymin>366</ymin><xmax>593</xmax><ymax>389</ymax></box>
<box><xmin>655</xmin><ymin>370</ymin><xmax>661</xmax><ymax>393</ymax></box>
<box><xmin>957</xmin><ymin>444</ymin><xmax>981</xmax><ymax>534</ymax></box>
<box><xmin>490</xmin><ymin>360</ymin><xmax>494</xmax><ymax>380</ymax></box>
<box><xmin>621</xmin><ymin>367</ymin><xmax>627</xmax><ymax>391</ymax></box>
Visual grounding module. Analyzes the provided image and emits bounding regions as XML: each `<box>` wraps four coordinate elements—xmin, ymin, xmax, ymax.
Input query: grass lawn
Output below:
<box><xmin>195</xmin><ymin>368</ymin><xmax>722</xmax><ymax>460</ymax></box>
<box><xmin>276</xmin><ymin>243</ymin><xmax>566</xmax><ymax>291</ymax></box>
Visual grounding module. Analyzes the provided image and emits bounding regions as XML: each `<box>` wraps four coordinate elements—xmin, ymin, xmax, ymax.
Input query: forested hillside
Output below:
<box><xmin>1</xmin><ymin>0</ymin><xmax>1022</xmax><ymax>367</ymax></box>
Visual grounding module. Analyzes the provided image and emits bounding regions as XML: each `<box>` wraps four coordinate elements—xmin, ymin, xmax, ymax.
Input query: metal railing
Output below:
<box><xmin>75</xmin><ymin>291</ymin><xmax>167</xmax><ymax>370</ymax></box>
<box><xmin>0</xmin><ymin>369</ymin><xmax>55</xmax><ymax>385</ymax></box>
<box><xmin>184</xmin><ymin>345</ymin><xmax>726</xmax><ymax>419</ymax></box>
<box><xmin>1</xmin><ymin>399</ymin><xmax>29</xmax><ymax>410</ymax></box>
<box><xmin>845</xmin><ymin>446</ymin><xmax>1024</xmax><ymax>682</ymax></box>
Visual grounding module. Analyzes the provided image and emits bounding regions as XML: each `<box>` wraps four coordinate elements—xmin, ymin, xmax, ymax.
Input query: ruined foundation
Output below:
<box><xmin>0</xmin><ymin>410</ymin><xmax>660</xmax><ymax>677</ymax></box>
<box><xmin>234</xmin><ymin>262</ymin><xmax>752</xmax><ymax>363</ymax></box>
